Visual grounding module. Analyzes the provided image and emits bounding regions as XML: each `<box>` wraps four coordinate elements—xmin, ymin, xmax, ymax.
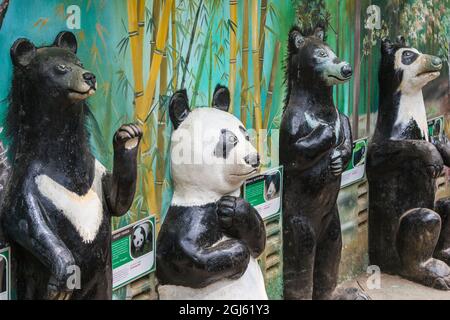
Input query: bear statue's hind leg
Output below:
<box><xmin>434</xmin><ymin>198</ymin><xmax>450</xmax><ymax>265</ymax></box>
<box><xmin>397</xmin><ymin>208</ymin><xmax>450</xmax><ymax>290</ymax></box>
<box><xmin>312</xmin><ymin>207</ymin><xmax>341</xmax><ymax>300</ymax></box>
<box><xmin>283</xmin><ymin>215</ymin><xmax>316</xmax><ymax>300</ymax></box>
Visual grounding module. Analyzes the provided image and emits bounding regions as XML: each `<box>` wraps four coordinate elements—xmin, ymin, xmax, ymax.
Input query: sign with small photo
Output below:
<box><xmin>0</xmin><ymin>246</ymin><xmax>10</xmax><ymax>300</ymax></box>
<box><xmin>243</xmin><ymin>166</ymin><xmax>283</xmax><ymax>220</ymax></box>
<box><xmin>341</xmin><ymin>138</ymin><xmax>368</xmax><ymax>188</ymax></box>
<box><xmin>112</xmin><ymin>216</ymin><xmax>156</xmax><ymax>290</ymax></box>
<box><xmin>428</xmin><ymin>116</ymin><xmax>445</xmax><ymax>141</ymax></box>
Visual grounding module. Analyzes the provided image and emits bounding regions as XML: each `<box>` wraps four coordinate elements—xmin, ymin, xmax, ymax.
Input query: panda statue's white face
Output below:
<box><xmin>169</xmin><ymin>86</ymin><xmax>260</xmax><ymax>206</ymax></box>
<box><xmin>266</xmin><ymin>181</ymin><xmax>276</xmax><ymax>199</ymax></box>
<box><xmin>171</xmin><ymin>108</ymin><xmax>259</xmax><ymax>206</ymax></box>
<box><xmin>133</xmin><ymin>227</ymin><xmax>145</xmax><ymax>250</ymax></box>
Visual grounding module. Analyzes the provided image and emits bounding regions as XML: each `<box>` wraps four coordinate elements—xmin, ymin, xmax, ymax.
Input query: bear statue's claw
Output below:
<box><xmin>113</xmin><ymin>123</ymin><xmax>143</xmax><ymax>150</ymax></box>
<box><xmin>432</xmin><ymin>277</ymin><xmax>450</xmax><ymax>291</ymax></box>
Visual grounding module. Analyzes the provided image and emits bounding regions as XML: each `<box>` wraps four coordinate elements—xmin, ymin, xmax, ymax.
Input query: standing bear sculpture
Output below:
<box><xmin>367</xmin><ymin>37</ymin><xmax>450</xmax><ymax>289</ymax></box>
<box><xmin>156</xmin><ymin>85</ymin><xmax>267</xmax><ymax>300</ymax></box>
<box><xmin>0</xmin><ymin>31</ymin><xmax>142</xmax><ymax>299</ymax></box>
<box><xmin>280</xmin><ymin>25</ymin><xmax>361</xmax><ymax>300</ymax></box>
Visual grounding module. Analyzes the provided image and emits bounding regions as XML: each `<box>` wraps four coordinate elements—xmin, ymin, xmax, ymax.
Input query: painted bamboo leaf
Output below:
<box><xmin>228</xmin><ymin>0</ymin><xmax>238</xmax><ymax>113</ymax></box>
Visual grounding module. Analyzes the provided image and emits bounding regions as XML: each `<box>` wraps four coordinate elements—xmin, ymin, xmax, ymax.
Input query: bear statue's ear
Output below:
<box><xmin>212</xmin><ymin>84</ymin><xmax>230</xmax><ymax>112</ymax></box>
<box><xmin>381</xmin><ymin>38</ymin><xmax>394</xmax><ymax>55</ymax></box>
<box><xmin>54</xmin><ymin>31</ymin><xmax>78</xmax><ymax>53</ymax></box>
<box><xmin>396</xmin><ymin>35</ymin><xmax>406</xmax><ymax>46</ymax></box>
<box><xmin>10</xmin><ymin>38</ymin><xmax>36</xmax><ymax>68</ymax></box>
<box><xmin>169</xmin><ymin>89</ymin><xmax>190</xmax><ymax>130</ymax></box>
<box><xmin>289</xmin><ymin>28</ymin><xmax>305</xmax><ymax>50</ymax></box>
<box><xmin>313</xmin><ymin>26</ymin><xmax>325</xmax><ymax>41</ymax></box>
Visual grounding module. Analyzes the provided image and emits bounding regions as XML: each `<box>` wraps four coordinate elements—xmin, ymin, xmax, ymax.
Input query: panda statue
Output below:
<box><xmin>156</xmin><ymin>85</ymin><xmax>268</xmax><ymax>300</ymax></box>
<box><xmin>131</xmin><ymin>224</ymin><xmax>149</xmax><ymax>256</ymax></box>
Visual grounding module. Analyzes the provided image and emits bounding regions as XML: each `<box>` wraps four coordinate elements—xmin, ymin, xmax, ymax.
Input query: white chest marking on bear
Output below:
<box><xmin>395</xmin><ymin>92</ymin><xmax>428</xmax><ymax>140</ymax></box>
<box><xmin>35</xmin><ymin>160</ymin><xmax>106</xmax><ymax>243</ymax></box>
<box><xmin>305</xmin><ymin>109</ymin><xmax>341</xmax><ymax>144</ymax></box>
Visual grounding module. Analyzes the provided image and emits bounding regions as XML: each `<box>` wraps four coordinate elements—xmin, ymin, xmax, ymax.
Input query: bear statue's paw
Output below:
<box><xmin>401</xmin><ymin>258</ymin><xmax>450</xmax><ymax>291</ymax></box>
<box><xmin>113</xmin><ymin>123</ymin><xmax>143</xmax><ymax>151</ymax></box>
<box><xmin>329</xmin><ymin>149</ymin><xmax>343</xmax><ymax>176</ymax></box>
<box><xmin>331</xmin><ymin>287</ymin><xmax>370</xmax><ymax>300</ymax></box>
<box><xmin>435</xmin><ymin>249</ymin><xmax>450</xmax><ymax>266</ymax></box>
<box><xmin>47</xmin><ymin>275</ymin><xmax>73</xmax><ymax>300</ymax></box>
<box><xmin>217</xmin><ymin>196</ymin><xmax>250</xmax><ymax>231</ymax></box>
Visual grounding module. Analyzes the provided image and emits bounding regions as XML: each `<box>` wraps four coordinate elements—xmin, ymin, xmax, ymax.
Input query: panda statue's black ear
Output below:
<box><xmin>289</xmin><ymin>27</ymin><xmax>305</xmax><ymax>50</ymax></box>
<box><xmin>54</xmin><ymin>31</ymin><xmax>78</xmax><ymax>53</ymax></box>
<box><xmin>10</xmin><ymin>38</ymin><xmax>36</xmax><ymax>68</ymax></box>
<box><xmin>169</xmin><ymin>89</ymin><xmax>190</xmax><ymax>130</ymax></box>
<box><xmin>381</xmin><ymin>38</ymin><xmax>394</xmax><ymax>55</ymax></box>
<box><xmin>212</xmin><ymin>84</ymin><xmax>230</xmax><ymax>112</ymax></box>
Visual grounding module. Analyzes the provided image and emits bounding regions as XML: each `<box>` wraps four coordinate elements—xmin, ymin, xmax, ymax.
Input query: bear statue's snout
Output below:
<box><xmin>83</xmin><ymin>72</ymin><xmax>96</xmax><ymax>88</ymax></box>
<box><xmin>431</xmin><ymin>56</ymin><xmax>442</xmax><ymax>69</ymax></box>
<box><xmin>244</xmin><ymin>153</ymin><xmax>260</xmax><ymax>168</ymax></box>
<box><xmin>340</xmin><ymin>64</ymin><xmax>353</xmax><ymax>79</ymax></box>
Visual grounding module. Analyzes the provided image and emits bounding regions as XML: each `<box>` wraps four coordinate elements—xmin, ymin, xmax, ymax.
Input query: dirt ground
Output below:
<box><xmin>340</xmin><ymin>273</ymin><xmax>450</xmax><ymax>300</ymax></box>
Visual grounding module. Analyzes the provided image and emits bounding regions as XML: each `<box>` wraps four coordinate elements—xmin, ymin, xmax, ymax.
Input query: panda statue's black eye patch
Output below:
<box><xmin>214</xmin><ymin>129</ymin><xmax>238</xmax><ymax>159</ymax></box>
<box><xmin>402</xmin><ymin>50</ymin><xmax>419</xmax><ymax>65</ymax></box>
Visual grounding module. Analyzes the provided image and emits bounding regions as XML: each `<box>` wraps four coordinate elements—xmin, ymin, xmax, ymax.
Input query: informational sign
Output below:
<box><xmin>341</xmin><ymin>138</ymin><xmax>368</xmax><ymax>188</ymax></box>
<box><xmin>0</xmin><ymin>246</ymin><xmax>10</xmax><ymax>300</ymax></box>
<box><xmin>112</xmin><ymin>216</ymin><xmax>155</xmax><ymax>290</ymax></box>
<box><xmin>428</xmin><ymin>116</ymin><xmax>445</xmax><ymax>141</ymax></box>
<box><xmin>243</xmin><ymin>166</ymin><xmax>283</xmax><ymax>220</ymax></box>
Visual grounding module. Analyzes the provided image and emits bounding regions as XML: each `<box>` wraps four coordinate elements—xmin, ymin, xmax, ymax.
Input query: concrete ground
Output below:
<box><xmin>340</xmin><ymin>273</ymin><xmax>450</xmax><ymax>300</ymax></box>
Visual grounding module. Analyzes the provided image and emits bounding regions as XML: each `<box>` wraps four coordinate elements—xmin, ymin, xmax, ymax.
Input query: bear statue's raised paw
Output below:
<box><xmin>113</xmin><ymin>123</ymin><xmax>143</xmax><ymax>151</ymax></box>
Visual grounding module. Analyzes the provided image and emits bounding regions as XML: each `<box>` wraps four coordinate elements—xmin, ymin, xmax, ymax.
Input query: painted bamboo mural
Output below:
<box><xmin>259</xmin><ymin>0</ymin><xmax>268</xmax><ymax>81</ymax></box>
<box><xmin>251</xmin><ymin>0</ymin><xmax>263</xmax><ymax>152</ymax></box>
<box><xmin>229</xmin><ymin>0</ymin><xmax>238</xmax><ymax>113</ymax></box>
<box><xmin>191</xmin><ymin>2</ymin><xmax>218</xmax><ymax>108</ymax></box>
<box><xmin>156</xmin><ymin>1</ymin><xmax>167</xmax><ymax>216</ymax></box>
<box><xmin>127</xmin><ymin>0</ymin><xmax>144</xmax><ymax>113</ymax></box>
<box><xmin>150</xmin><ymin>0</ymin><xmax>160</xmax><ymax>66</ymax></box>
<box><xmin>180</xmin><ymin>0</ymin><xmax>203</xmax><ymax>90</ymax></box>
<box><xmin>0</xmin><ymin>0</ymin><xmax>9</xmax><ymax>29</ymax></box>
<box><xmin>263</xmin><ymin>41</ymin><xmax>280</xmax><ymax>130</ymax></box>
<box><xmin>171</xmin><ymin>0</ymin><xmax>177</xmax><ymax>89</ymax></box>
<box><xmin>240</xmin><ymin>0</ymin><xmax>250</xmax><ymax>124</ymax></box>
<box><xmin>140</xmin><ymin>0</ymin><xmax>172</xmax><ymax>121</ymax></box>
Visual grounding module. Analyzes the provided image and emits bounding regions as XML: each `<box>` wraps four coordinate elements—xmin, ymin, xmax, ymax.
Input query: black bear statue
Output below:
<box><xmin>367</xmin><ymin>37</ymin><xmax>450</xmax><ymax>290</ymax></box>
<box><xmin>280</xmin><ymin>25</ymin><xmax>364</xmax><ymax>300</ymax></box>
<box><xmin>0</xmin><ymin>31</ymin><xmax>142</xmax><ymax>300</ymax></box>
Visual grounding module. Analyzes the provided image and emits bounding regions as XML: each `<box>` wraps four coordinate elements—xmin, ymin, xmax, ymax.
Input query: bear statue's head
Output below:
<box><xmin>10</xmin><ymin>31</ymin><xmax>96</xmax><ymax>105</ymax></box>
<box><xmin>287</xmin><ymin>25</ymin><xmax>353</xmax><ymax>88</ymax></box>
<box><xmin>380</xmin><ymin>36</ymin><xmax>443</xmax><ymax>96</ymax></box>
<box><xmin>169</xmin><ymin>85</ymin><xmax>260</xmax><ymax>206</ymax></box>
